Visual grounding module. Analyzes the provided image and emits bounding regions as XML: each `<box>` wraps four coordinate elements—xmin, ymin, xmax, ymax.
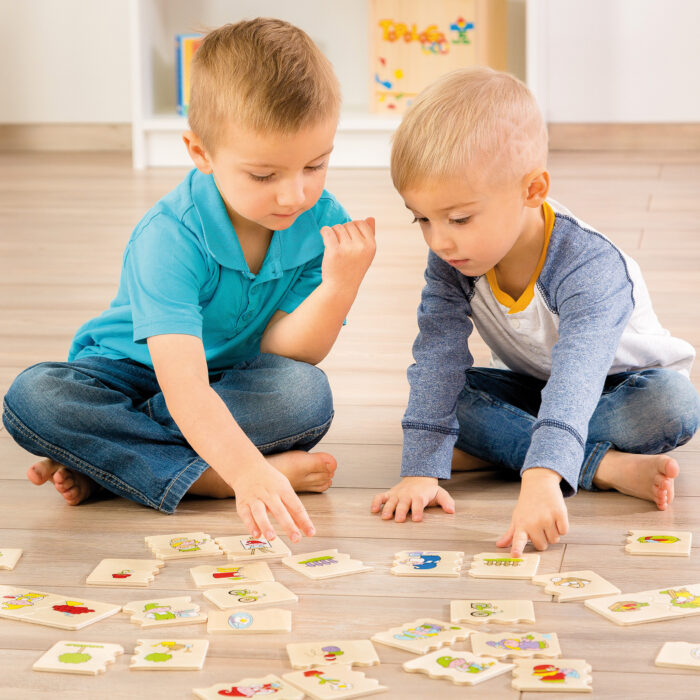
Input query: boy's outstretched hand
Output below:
<box><xmin>371</xmin><ymin>476</ymin><xmax>455</xmax><ymax>522</ymax></box>
<box><xmin>497</xmin><ymin>467</ymin><xmax>569</xmax><ymax>557</ymax></box>
<box><xmin>228</xmin><ymin>459</ymin><xmax>315</xmax><ymax>545</ymax></box>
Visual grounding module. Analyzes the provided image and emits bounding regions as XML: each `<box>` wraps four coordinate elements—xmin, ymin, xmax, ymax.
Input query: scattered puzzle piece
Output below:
<box><xmin>130</xmin><ymin>639</ymin><xmax>209</xmax><ymax>671</ymax></box>
<box><xmin>193</xmin><ymin>675</ymin><xmax>304</xmax><ymax>699</ymax></box>
<box><xmin>584</xmin><ymin>583</ymin><xmax>700</xmax><ymax>625</ymax></box>
<box><xmin>190</xmin><ymin>562</ymin><xmax>274</xmax><ymax>588</ymax></box>
<box><xmin>654</xmin><ymin>641</ymin><xmax>700</xmax><ymax>670</ymax></box>
<box><xmin>371</xmin><ymin>618</ymin><xmax>471</xmax><ymax>654</ymax></box>
<box><xmin>282</xmin><ymin>549</ymin><xmax>372</xmax><ymax>580</ymax></box>
<box><xmin>511</xmin><ymin>658</ymin><xmax>592</xmax><ymax>692</ymax></box>
<box><xmin>283</xmin><ymin>665</ymin><xmax>387</xmax><ymax>699</ymax></box>
<box><xmin>122</xmin><ymin>596</ymin><xmax>207</xmax><ymax>628</ymax></box>
<box><xmin>207</xmin><ymin>607</ymin><xmax>292</xmax><ymax>634</ymax></box>
<box><xmin>531</xmin><ymin>570</ymin><xmax>620</xmax><ymax>602</ymax></box>
<box><xmin>0</xmin><ymin>585</ymin><xmax>121</xmax><ymax>630</ymax></box>
<box><xmin>391</xmin><ymin>551</ymin><xmax>463</xmax><ymax>577</ymax></box>
<box><xmin>467</xmin><ymin>552</ymin><xmax>540</xmax><ymax>579</ymax></box>
<box><xmin>450</xmin><ymin>599</ymin><xmax>536</xmax><ymax>625</ymax></box>
<box><xmin>203</xmin><ymin>581</ymin><xmax>298</xmax><ymax>610</ymax></box>
<box><xmin>216</xmin><ymin>535</ymin><xmax>292</xmax><ymax>561</ymax></box>
<box><xmin>33</xmin><ymin>640</ymin><xmax>124</xmax><ymax>675</ymax></box>
<box><xmin>471</xmin><ymin>631</ymin><xmax>561</xmax><ymax>659</ymax></box>
<box><xmin>145</xmin><ymin>532</ymin><xmax>222</xmax><ymax>560</ymax></box>
<box><xmin>287</xmin><ymin>640</ymin><xmax>380</xmax><ymax>669</ymax></box>
<box><xmin>402</xmin><ymin>647</ymin><xmax>514</xmax><ymax>686</ymax></box>
<box><xmin>86</xmin><ymin>558</ymin><xmax>164</xmax><ymax>587</ymax></box>
<box><xmin>625</xmin><ymin>530</ymin><xmax>692</xmax><ymax>557</ymax></box>
<box><xmin>0</xmin><ymin>548</ymin><xmax>22</xmax><ymax>570</ymax></box>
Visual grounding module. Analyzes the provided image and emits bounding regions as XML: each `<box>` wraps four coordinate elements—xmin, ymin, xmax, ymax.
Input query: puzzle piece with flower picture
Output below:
<box><xmin>283</xmin><ymin>665</ymin><xmax>387</xmax><ymax>699</ymax></box>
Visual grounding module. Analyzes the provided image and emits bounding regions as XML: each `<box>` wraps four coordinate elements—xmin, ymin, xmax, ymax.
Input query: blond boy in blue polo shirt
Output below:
<box><xmin>2</xmin><ymin>19</ymin><xmax>375</xmax><ymax>543</ymax></box>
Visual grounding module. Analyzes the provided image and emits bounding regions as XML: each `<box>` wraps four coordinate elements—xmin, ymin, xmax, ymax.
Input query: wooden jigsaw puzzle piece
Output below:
<box><xmin>511</xmin><ymin>658</ymin><xmax>593</xmax><ymax>692</ymax></box>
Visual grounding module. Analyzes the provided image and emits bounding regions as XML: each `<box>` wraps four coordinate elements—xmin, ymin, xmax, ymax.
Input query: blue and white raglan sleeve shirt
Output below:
<box><xmin>401</xmin><ymin>200</ymin><xmax>695</xmax><ymax>495</ymax></box>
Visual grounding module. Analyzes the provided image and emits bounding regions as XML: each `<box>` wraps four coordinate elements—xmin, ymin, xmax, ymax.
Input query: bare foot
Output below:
<box><xmin>188</xmin><ymin>451</ymin><xmax>338</xmax><ymax>498</ymax></box>
<box><xmin>592</xmin><ymin>449</ymin><xmax>679</xmax><ymax>510</ymax></box>
<box><xmin>266</xmin><ymin>451</ymin><xmax>337</xmax><ymax>492</ymax></box>
<box><xmin>26</xmin><ymin>458</ymin><xmax>94</xmax><ymax>506</ymax></box>
<box><xmin>452</xmin><ymin>447</ymin><xmax>492</xmax><ymax>472</ymax></box>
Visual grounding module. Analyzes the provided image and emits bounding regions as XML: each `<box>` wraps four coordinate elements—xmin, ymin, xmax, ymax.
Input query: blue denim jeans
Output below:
<box><xmin>454</xmin><ymin>367</ymin><xmax>700</xmax><ymax>491</ymax></box>
<box><xmin>2</xmin><ymin>354</ymin><xmax>334</xmax><ymax>513</ymax></box>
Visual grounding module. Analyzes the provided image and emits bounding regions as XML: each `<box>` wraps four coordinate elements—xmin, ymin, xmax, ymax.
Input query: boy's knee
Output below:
<box><xmin>4</xmin><ymin>362</ymin><xmax>81</xmax><ymax>430</ymax></box>
<box><xmin>281</xmin><ymin>360</ymin><xmax>333</xmax><ymax>421</ymax></box>
<box><xmin>637</xmin><ymin>369</ymin><xmax>700</xmax><ymax>443</ymax></box>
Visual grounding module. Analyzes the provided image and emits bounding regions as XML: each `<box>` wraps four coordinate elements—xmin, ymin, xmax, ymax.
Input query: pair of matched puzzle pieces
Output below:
<box><xmin>32</xmin><ymin>639</ymin><xmax>209</xmax><ymax>675</ymax></box>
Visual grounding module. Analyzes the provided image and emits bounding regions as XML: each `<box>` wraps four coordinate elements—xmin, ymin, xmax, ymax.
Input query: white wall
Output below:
<box><xmin>540</xmin><ymin>0</ymin><xmax>700</xmax><ymax>122</ymax></box>
<box><xmin>1</xmin><ymin>0</ymin><xmax>699</xmax><ymax>125</ymax></box>
<box><xmin>0</xmin><ymin>0</ymin><xmax>131</xmax><ymax>123</ymax></box>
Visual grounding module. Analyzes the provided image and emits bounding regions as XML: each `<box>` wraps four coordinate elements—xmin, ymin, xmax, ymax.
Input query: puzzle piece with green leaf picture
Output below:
<box><xmin>33</xmin><ymin>641</ymin><xmax>123</xmax><ymax>675</ymax></box>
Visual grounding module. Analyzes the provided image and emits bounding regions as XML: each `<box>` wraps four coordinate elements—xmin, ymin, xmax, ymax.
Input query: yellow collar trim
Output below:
<box><xmin>486</xmin><ymin>201</ymin><xmax>555</xmax><ymax>315</ymax></box>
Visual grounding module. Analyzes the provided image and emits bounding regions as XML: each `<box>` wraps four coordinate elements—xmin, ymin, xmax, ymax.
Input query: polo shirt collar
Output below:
<box><xmin>191</xmin><ymin>170</ymin><xmax>325</xmax><ymax>274</ymax></box>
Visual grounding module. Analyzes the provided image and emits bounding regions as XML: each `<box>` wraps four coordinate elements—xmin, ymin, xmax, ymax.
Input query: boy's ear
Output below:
<box><xmin>523</xmin><ymin>168</ymin><xmax>550</xmax><ymax>208</ymax></box>
<box><xmin>182</xmin><ymin>130</ymin><xmax>213</xmax><ymax>174</ymax></box>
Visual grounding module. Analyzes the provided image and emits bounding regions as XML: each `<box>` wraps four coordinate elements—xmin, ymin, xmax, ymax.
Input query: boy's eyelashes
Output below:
<box><xmin>248</xmin><ymin>162</ymin><xmax>327</xmax><ymax>183</ymax></box>
<box><xmin>410</xmin><ymin>216</ymin><xmax>471</xmax><ymax>225</ymax></box>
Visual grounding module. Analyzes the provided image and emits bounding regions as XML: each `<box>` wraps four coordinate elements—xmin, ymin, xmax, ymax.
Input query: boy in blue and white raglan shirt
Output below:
<box><xmin>2</xmin><ymin>20</ymin><xmax>376</xmax><ymax>544</ymax></box>
<box><xmin>372</xmin><ymin>68</ymin><xmax>700</xmax><ymax>556</ymax></box>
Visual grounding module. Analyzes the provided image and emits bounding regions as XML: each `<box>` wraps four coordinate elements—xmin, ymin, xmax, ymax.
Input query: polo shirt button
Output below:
<box><xmin>511</xmin><ymin>318</ymin><xmax>521</xmax><ymax>329</ymax></box>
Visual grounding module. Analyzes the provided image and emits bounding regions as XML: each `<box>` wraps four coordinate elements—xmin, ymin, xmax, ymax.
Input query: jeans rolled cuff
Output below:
<box><xmin>157</xmin><ymin>456</ymin><xmax>210</xmax><ymax>514</ymax></box>
<box><xmin>578</xmin><ymin>441</ymin><xmax>612</xmax><ymax>491</ymax></box>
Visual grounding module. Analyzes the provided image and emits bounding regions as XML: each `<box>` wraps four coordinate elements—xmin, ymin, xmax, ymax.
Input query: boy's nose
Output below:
<box><xmin>428</xmin><ymin>228</ymin><xmax>456</xmax><ymax>256</ymax></box>
<box><xmin>276</xmin><ymin>176</ymin><xmax>305</xmax><ymax>209</ymax></box>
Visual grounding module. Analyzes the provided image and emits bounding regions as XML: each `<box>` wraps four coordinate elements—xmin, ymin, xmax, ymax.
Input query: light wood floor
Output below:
<box><xmin>0</xmin><ymin>151</ymin><xmax>699</xmax><ymax>698</ymax></box>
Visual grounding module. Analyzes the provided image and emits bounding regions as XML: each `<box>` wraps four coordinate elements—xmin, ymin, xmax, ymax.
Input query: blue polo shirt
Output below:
<box><xmin>69</xmin><ymin>169</ymin><xmax>351</xmax><ymax>370</ymax></box>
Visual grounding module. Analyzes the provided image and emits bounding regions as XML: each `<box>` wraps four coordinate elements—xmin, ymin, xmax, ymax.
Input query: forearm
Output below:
<box><xmin>260</xmin><ymin>280</ymin><xmax>357</xmax><ymax>364</ymax></box>
<box><xmin>165</xmin><ymin>380</ymin><xmax>262</xmax><ymax>483</ymax></box>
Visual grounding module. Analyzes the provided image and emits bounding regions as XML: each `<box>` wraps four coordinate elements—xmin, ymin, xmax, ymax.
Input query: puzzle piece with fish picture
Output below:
<box><xmin>625</xmin><ymin>530</ymin><xmax>692</xmax><ymax>556</ymax></box>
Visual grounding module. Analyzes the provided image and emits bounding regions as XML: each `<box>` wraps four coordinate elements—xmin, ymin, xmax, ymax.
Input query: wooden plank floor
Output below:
<box><xmin>0</xmin><ymin>150</ymin><xmax>699</xmax><ymax>698</ymax></box>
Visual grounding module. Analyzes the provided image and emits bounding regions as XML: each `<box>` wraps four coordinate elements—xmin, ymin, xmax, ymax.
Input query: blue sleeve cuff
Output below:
<box><xmin>400</xmin><ymin>426</ymin><xmax>457</xmax><ymax>480</ymax></box>
<box><xmin>133</xmin><ymin>318</ymin><xmax>203</xmax><ymax>343</ymax></box>
<box><xmin>522</xmin><ymin>421</ymin><xmax>585</xmax><ymax>497</ymax></box>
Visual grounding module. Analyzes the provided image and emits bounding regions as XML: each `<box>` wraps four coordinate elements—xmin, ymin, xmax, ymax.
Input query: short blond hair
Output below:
<box><xmin>189</xmin><ymin>18</ymin><xmax>341</xmax><ymax>151</ymax></box>
<box><xmin>391</xmin><ymin>67</ymin><xmax>548</xmax><ymax>192</ymax></box>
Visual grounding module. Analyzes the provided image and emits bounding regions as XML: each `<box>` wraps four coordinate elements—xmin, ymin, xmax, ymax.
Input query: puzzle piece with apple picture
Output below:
<box><xmin>86</xmin><ymin>558</ymin><xmax>164</xmax><ymax>587</ymax></box>
<box><xmin>33</xmin><ymin>641</ymin><xmax>123</xmax><ymax>675</ymax></box>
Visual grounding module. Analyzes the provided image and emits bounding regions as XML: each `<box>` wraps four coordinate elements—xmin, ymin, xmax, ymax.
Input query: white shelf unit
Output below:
<box><xmin>130</xmin><ymin>0</ymin><xmax>529</xmax><ymax>169</ymax></box>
